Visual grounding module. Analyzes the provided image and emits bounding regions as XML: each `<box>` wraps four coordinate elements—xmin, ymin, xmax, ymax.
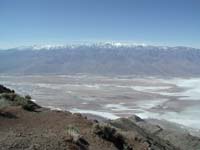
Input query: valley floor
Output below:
<box><xmin>1</xmin><ymin>74</ymin><xmax>200</xmax><ymax>129</ymax></box>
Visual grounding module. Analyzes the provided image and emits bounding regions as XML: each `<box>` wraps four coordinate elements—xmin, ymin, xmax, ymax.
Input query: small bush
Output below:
<box><xmin>93</xmin><ymin>123</ymin><xmax>132</xmax><ymax>150</ymax></box>
<box><xmin>0</xmin><ymin>99</ymin><xmax>11</xmax><ymax>109</ymax></box>
<box><xmin>65</xmin><ymin>125</ymin><xmax>80</xmax><ymax>139</ymax></box>
<box><xmin>0</xmin><ymin>93</ymin><xmax>16</xmax><ymax>101</ymax></box>
<box><xmin>0</xmin><ymin>93</ymin><xmax>40</xmax><ymax>111</ymax></box>
<box><xmin>13</xmin><ymin>95</ymin><xmax>28</xmax><ymax>106</ymax></box>
<box><xmin>25</xmin><ymin>95</ymin><xmax>31</xmax><ymax>100</ymax></box>
<box><xmin>65</xmin><ymin>125</ymin><xmax>89</xmax><ymax>150</ymax></box>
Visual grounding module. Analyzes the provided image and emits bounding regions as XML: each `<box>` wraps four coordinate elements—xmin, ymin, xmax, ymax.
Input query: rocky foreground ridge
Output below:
<box><xmin>0</xmin><ymin>85</ymin><xmax>200</xmax><ymax>150</ymax></box>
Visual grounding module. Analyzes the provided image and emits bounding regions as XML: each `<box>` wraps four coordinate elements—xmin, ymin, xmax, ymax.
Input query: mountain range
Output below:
<box><xmin>1</xmin><ymin>42</ymin><xmax>200</xmax><ymax>76</ymax></box>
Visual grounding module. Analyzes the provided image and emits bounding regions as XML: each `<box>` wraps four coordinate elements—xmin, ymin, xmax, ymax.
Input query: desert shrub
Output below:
<box><xmin>0</xmin><ymin>93</ymin><xmax>16</xmax><ymax>101</ymax></box>
<box><xmin>13</xmin><ymin>94</ymin><xmax>28</xmax><ymax>105</ymax></box>
<box><xmin>0</xmin><ymin>85</ymin><xmax>40</xmax><ymax>111</ymax></box>
<box><xmin>93</xmin><ymin>123</ymin><xmax>132</xmax><ymax>150</ymax></box>
<box><xmin>25</xmin><ymin>95</ymin><xmax>31</xmax><ymax>100</ymax></box>
<box><xmin>0</xmin><ymin>93</ymin><xmax>40</xmax><ymax>111</ymax></box>
<box><xmin>93</xmin><ymin>123</ymin><xmax>116</xmax><ymax>139</ymax></box>
<box><xmin>21</xmin><ymin>100</ymin><xmax>37</xmax><ymax>111</ymax></box>
<box><xmin>0</xmin><ymin>98</ymin><xmax>11</xmax><ymax>109</ymax></box>
<box><xmin>65</xmin><ymin>125</ymin><xmax>80</xmax><ymax>139</ymax></box>
<box><xmin>65</xmin><ymin>125</ymin><xmax>89</xmax><ymax>150</ymax></box>
<box><xmin>0</xmin><ymin>93</ymin><xmax>14</xmax><ymax>109</ymax></box>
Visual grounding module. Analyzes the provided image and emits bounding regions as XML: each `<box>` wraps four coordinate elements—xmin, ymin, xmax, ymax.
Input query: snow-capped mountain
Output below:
<box><xmin>8</xmin><ymin>42</ymin><xmax>197</xmax><ymax>52</ymax></box>
<box><xmin>10</xmin><ymin>42</ymin><xmax>171</xmax><ymax>51</ymax></box>
<box><xmin>0</xmin><ymin>43</ymin><xmax>200</xmax><ymax>76</ymax></box>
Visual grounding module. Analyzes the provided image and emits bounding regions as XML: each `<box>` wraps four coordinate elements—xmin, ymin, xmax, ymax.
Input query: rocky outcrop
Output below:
<box><xmin>109</xmin><ymin>115</ymin><xmax>200</xmax><ymax>150</ymax></box>
<box><xmin>0</xmin><ymin>85</ymin><xmax>14</xmax><ymax>94</ymax></box>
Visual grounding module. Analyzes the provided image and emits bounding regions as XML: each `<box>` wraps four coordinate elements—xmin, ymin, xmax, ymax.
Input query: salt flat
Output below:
<box><xmin>1</xmin><ymin>75</ymin><xmax>200</xmax><ymax>129</ymax></box>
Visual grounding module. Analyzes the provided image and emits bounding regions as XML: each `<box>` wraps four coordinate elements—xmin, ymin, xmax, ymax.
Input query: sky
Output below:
<box><xmin>0</xmin><ymin>0</ymin><xmax>200</xmax><ymax>49</ymax></box>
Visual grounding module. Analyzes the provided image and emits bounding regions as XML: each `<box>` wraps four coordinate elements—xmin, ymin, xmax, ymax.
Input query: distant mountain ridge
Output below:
<box><xmin>0</xmin><ymin>43</ymin><xmax>200</xmax><ymax>76</ymax></box>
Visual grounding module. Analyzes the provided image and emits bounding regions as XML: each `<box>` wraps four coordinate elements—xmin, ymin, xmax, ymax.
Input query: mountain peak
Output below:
<box><xmin>4</xmin><ymin>42</ymin><xmax>199</xmax><ymax>51</ymax></box>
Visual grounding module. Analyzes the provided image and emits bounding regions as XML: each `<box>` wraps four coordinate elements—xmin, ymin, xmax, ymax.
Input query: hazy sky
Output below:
<box><xmin>0</xmin><ymin>0</ymin><xmax>200</xmax><ymax>48</ymax></box>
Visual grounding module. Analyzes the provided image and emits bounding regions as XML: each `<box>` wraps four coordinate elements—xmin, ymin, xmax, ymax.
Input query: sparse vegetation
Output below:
<box><xmin>65</xmin><ymin>125</ymin><xmax>80</xmax><ymax>139</ymax></box>
<box><xmin>0</xmin><ymin>92</ymin><xmax>40</xmax><ymax>111</ymax></box>
<box><xmin>92</xmin><ymin>123</ymin><xmax>132</xmax><ymax>150</ymax></box>
<box><xmin>65</xmin><ymin>125</ymin><xmax>89</xmax><ymax>150</ymax></box>
<box><xmin>25</xmin><ymin>95</ymin><xmax>32</xmax><ymax>100</ymax></box>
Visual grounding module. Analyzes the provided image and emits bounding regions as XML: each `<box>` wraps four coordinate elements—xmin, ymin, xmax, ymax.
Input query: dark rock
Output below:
<box><xmin>0</xmin><ymin>85</ymin><xmax>14</xmax><ymax>94</ymax></box>
<box><xmin>0</xmin><ymin>111</ymin><xmax>17</xmax><ymax>118</ymax></box>
<box><xmin>129</xmin><ymin>115</ymin><xmax>144</xmax><ymax>122</ymax></box>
